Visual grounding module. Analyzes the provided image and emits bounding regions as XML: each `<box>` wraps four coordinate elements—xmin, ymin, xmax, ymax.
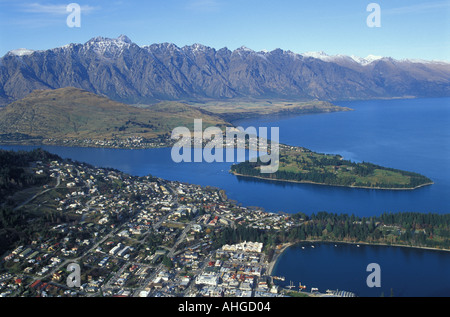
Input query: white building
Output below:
<box><xmin>196</xmin><ymin>274</ymin><xmax>219</xmax><ymax>287</ymax></box>
<box><xmin>222</xmin><ymin>241</ymin><xmax>263</xmax><ymax>253</ymax></box>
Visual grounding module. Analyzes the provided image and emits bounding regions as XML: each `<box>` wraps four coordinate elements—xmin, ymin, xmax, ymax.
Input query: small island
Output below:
<box><xmin>231</xmin><ymin>146</ymin><xmax>433</xmax><ymax>190</ymax></box>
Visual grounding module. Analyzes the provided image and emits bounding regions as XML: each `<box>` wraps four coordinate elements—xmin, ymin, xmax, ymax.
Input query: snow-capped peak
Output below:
<box><xmin>7</xmin><ymin>48</ymin><xmax>35</xmax><ymax>56</ymax></box>
<box><xmin>186</xmin><ymin>43</ymin><xmax>209</xmax><ymax>53</ymax></box>
<box><xmin>86</xmin><ymin>35</ymin><xmax>133</xmax><ymax>46</ymax></box>
<box><xmin>84</xmin><ymin>35</ymin><xmax>134</xmax><ymax>57</ymax></box>
<box><xmin>400</xmin><ymin>58</ymin><xmax>450</xmax><ymax>65</ymax></box>
<box><xmin>302</xmin><ymin>51</ymin><xmax>385</xmax><ymax>65</ymax></box>
<box><xmin>117</xmin><ymin>34</ymin><xmax>132</xmax><ymax>44</ymax></box>
<box><xmin>302</xmin><ymin>51</ymin><xmax>329</xmax><ymax>59</ymax></box>
<box><xmin>145</xmin><ymin>42</ymin><xmax>182</xmax><ymax>53</ymax></box>
<box><xmin>236</xmin><ymin>45</ymin><xmax>254</xmax><ymax>52</ymax></box>
<box><xmin>302</xmin><ymin>51</ymin><xmax>351</xmax><ymax>63</ymax></box>
<box><xmin>351</xmin><ymin>54</ymin><xmax>383</xmax><ymax>65</ymax></box>
<box><xmin>232</xmin><ymin>46</ymin><xmax>256</xmax><ymax>57</ymax></box>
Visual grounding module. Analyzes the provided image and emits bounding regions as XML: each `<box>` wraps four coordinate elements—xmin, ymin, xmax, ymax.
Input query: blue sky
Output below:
<box><xmin>0</xmin><ymin>0</ymin><xmax>449</xmax><ymax>61</ymax></box>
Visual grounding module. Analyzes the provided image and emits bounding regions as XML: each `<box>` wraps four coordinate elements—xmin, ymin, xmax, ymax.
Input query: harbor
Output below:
<box><xmin>268</xmin><ymin>243</ymin><xmax>357</xmax><ymax>297</ymax></box>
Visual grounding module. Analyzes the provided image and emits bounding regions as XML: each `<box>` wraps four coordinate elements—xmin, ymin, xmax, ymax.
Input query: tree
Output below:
<box><xmin>162</xmin><ymin>255</ymin><xmax>173</xmax><ymax>269</ymax></box>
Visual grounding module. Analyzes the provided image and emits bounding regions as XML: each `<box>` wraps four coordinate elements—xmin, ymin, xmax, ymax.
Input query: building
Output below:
<box><xmin>195</xmin><ymin>274</ymin><xmax>219</xmax><ymax>287</ymax></box>
<box><xmin>221</xmin><ymin>241</ymin><xmax>263</xmax><ymax>253</ymax></box>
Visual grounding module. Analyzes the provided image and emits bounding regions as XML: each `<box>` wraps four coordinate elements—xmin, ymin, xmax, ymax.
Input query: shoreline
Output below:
<box><xmin>231</xmin><ymin>171</ymin><xmax>434</xmax><ymax>191</ymax></box>
<box><xmin>0</xmin><ymin>141</ymin><xmax>172</xmax><ymax>151</ymax></box>
<box><xmin>267</xmin><ymin>240</ymin><xmax>450</xmax><ymax>278</ymax></box>
<box><xmin>267</xmin><ymin>242</ymin><xmax>294</xmax><ymax>276</ymax></box>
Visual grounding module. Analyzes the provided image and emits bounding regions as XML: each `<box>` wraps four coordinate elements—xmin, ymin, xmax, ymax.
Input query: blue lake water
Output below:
<box><xmin>232</xmin><ymin>97</ymin><xmax>450</xmax><ymax>216</ymax></box>
<box><xmin>271</xmin><ymin>242</ymin><xmax>450</xmax><ymax>297</ymax></box>
<box><xmin>1</xmin><ymin>97</ymin><xmax>449</xmax><ymax>297</ymax></box>
<box><xmin>2</xmin><ymin>97</ymin><xmax>449</xmax><ymax>216</ymax></box>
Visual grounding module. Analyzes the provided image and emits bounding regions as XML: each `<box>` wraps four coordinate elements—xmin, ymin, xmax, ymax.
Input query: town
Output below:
<box><xmin>2</xmin><ymin>150</ymin><xmax>445</xmax><ymax>298</ymax></box>
<box><xmin>0</xmin><ymin>154</ymin><xmax>299</xmax><ymax>297</ymax></box>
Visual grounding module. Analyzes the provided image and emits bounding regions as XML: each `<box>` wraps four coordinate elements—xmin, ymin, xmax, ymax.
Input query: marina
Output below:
<box><xmin>271</xmin><ymin>242</ymin><xmax>450</xmax><ymax>297</ymax></box>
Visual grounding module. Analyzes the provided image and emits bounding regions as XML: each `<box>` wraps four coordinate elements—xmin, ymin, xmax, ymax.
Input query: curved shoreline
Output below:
<box><xmin>267</xmin><ymin>240</ymin><xmax>450</xmax><ymax>278</ymax></box>
<box><xmin>231</xmin><ymin>171</ymin><xmax>434</xmax><ymax>191</ymax></box>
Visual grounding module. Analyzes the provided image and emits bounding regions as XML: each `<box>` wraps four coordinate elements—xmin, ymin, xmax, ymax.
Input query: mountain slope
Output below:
<box><xmin>0</xmin><ymin>87</ymin><xmax>230</xmax><ymax>144</ymax></box>
<box><xmin>0</xmin><ymin>35</ymin><xmax>449</xmax><ymax>105</ymax></box>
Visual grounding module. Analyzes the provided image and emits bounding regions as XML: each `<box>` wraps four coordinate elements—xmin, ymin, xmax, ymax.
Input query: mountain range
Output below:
<box><xmin>0</xmin><ymin>35</ymin><xmax>449</xmax><ymax>106</ymax></box>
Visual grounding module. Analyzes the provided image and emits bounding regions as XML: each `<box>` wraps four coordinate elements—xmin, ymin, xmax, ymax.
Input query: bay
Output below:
<box><xmin>271</xmin><ymin>242</ymin><xmax>450</xmax><ymax>297</ymax></box>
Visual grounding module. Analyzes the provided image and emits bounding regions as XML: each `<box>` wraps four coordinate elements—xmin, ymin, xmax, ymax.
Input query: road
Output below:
<box><xmin>25</xmin><ymin>218</ymin><xmax>123</xmax><ymax>293</ymax></box>
<box><xmin>14</xmin><ymin>174</ymin><xmax>60</xmax><ymax>211</ymax></box>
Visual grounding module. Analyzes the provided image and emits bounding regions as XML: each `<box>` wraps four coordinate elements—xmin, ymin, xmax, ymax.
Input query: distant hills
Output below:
<box><xmin>1</xmin><ymin>35</ymin><xmax>449</xmax><ymax>106</ymax></box>
<box><xmin>0</xmin><ymin>87</ymin><xmax>352</xmax><ymax>147</ymax></box>
<box><xmin>0</xmin><ymin>87</ymin><xmax>230</xmax><ymax>145</ymax></box>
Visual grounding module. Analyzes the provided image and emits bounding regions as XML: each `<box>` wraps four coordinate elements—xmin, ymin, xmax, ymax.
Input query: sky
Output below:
<box><xmin>0</xmin><ymin>0</ymin><xmax>449</xmax><ymax>61</ymax></box>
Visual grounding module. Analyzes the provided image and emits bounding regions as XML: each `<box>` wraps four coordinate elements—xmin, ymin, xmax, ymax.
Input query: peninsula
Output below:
<box><xmin>230</xmin><ymin>146</ymin><xmax>433</xmax><ymax>190</ymax></box>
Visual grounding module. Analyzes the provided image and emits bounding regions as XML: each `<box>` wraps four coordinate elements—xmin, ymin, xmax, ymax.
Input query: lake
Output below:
<box><xmin>232</xmin><ymin>97</ymin><xmax>450</xmax><ymax>216</ymax></box>
<box><xmin>271</xmin><ymin>242</ymin><xmax>450</xmax><ymax>297</ymax></box>
<box><xmin>2</xmin><ymin>97</ymin><xmax>449</xmax><ymax>297</ymax></box>
<box><xmin>2</xmin><ymin>97</ymin><xmax>449</xmax><ymax>216</ymax></box>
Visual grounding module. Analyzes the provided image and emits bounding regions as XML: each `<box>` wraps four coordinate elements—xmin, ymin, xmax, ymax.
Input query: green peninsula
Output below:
<box><xmin>231</xmin><ymin>146</ymin><xmax>433</xmax><ymax>190</ymax></box>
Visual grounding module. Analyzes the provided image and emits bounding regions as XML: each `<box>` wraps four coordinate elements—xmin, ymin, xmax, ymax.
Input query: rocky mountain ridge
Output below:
<box><xmin>1</xmin><ymin>35</ymin><xmax>449</xmax><ymax>105</ymax></box>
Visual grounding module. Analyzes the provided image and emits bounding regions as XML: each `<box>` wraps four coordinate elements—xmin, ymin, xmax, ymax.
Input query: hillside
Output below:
<box><xmin>0</xmin><ymin>35</ymin><xmax>449</xmax><ymax>105</ymax></box>
<box><xmin>0</xmin><ymin>87</ymin><xmax>231</xmax><ymax>146</ymax></box>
